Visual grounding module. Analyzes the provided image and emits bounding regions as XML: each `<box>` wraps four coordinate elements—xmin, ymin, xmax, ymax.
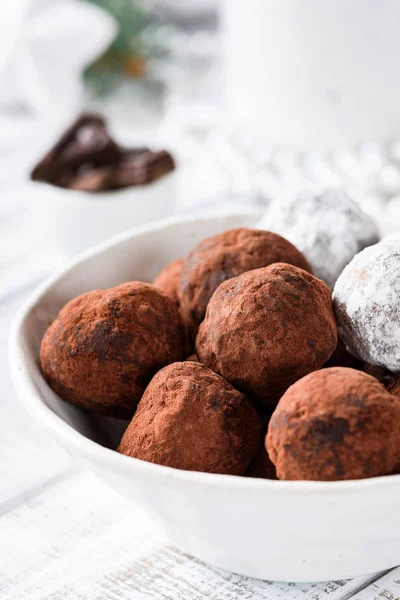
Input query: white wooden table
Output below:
<box><xmin>2</xmin><ymin>115</ymin><xmax>400</xmax><ymax>600</ymax></box>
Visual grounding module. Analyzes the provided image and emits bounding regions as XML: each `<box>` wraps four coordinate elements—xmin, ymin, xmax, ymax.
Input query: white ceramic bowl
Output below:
<box><xmin>27</xmin><ymin>172</ymin><xmax>176</xmax><ymax>256</ymax></box>
<box><xmin>9</xmin><ymin>211</ymin><xmax>400</xmax><ymax>582</ymax></box>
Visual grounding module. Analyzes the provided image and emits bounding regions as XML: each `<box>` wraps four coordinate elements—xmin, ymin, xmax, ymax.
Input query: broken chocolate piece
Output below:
<box><xmin>31</xmin><ymin>113</ymin><xmax>175</xmax><ymax>191</ymax></box>
<box><xmin>31</xmin><ymin>113</ymin><xmax>121</xmax><ymax>186</ymax></box>
<box><xmin>113</xmin><ymin>150</ymin><xmax>175</xmax><ymax>188</ymax></box>
<box><xmin>69</xmin><ymin>166</ymin><xmax>114</xmax><ymax>192</ymax></box>
<box><xmin>67</xmin><ymin>149</ymin><xmax>175</xmax><ymax>192</ymax></box>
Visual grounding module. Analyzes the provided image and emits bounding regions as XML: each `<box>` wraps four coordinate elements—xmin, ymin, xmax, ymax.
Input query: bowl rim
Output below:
<box><xmin>9</xmin><ymin>211</ymin><xmax>400</xmax><ymax>494</ymax></box>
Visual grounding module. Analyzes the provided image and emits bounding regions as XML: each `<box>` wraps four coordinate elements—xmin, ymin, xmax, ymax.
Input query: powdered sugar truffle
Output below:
<box><xmin>258</xmin><ymin>190</ymin><xmax>380</xmax><ymax>288</ymax></box>
<box><xmin>333</xmin><ymin>235</ymin><xmax>400</xmax><ymax>372</ymax></box>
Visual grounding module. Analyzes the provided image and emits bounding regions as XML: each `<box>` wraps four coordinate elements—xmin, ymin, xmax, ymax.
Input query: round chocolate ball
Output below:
<box><xmin>40</xmin><ymin>282</ymin><xmax>184</xmax><ymax>418</ymax></box>
<box><xmin>266</xmin><ymin>367</ymin><xmax>400</xmax><ymax>481</ymax></box>
<box><xmin>118</xmin><ymin>361</ymin><xmax>260</xmax><ymax>475</ymax></box>
<box><xmin>196</xmin><ymin>263</ymin><xmax>337</xmax><ymax>407</ymax></box>
<box><xmin>178</xmin><ymin>227</ymin><xmax>312</xmax><ymax>339</ymax></box>
<box><xmin>333</xmin><ymin>235</ymin><xmax>400</xmax><ymax>372</ymax></box>
<box><xmin>153</xmin><ymin>258</ymin><xmax>183</xmax><ymax>305</ymax></box>
<box><xmin>259</xmin><ymin>190</ymin><xmax>380</xmax><ymax>288</ymax></box>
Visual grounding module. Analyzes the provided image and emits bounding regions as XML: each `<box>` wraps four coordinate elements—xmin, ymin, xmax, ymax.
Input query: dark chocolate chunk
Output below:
<box><xmin>31</xmin><ymin>113</ymin><xmax>175</xmax><ymax>192</ymax></box>
<box><xmin>31</xmin><ymin>113</ymin><xmax>121</xmax><ymax>186</ymax></box>
<box><xmin>69</xmin><ymin>166</ymin><xmax>114</xmax><ymax>192</ymax></box>
<box><xmin>113</xmin><ymin>150</ymin><xmax>175</xmax><ymax>188</ymax></box>
<box><xmin>68</xmin><ymin>150</ymin><xmax>175</xmax><ymax>192</ymax></box>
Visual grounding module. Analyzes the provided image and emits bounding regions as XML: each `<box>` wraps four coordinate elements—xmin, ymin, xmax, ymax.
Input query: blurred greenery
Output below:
<box><xmin>84</xmin><ymin>0</ymin><xmax>166</xmax><ymax>96</ymax></box>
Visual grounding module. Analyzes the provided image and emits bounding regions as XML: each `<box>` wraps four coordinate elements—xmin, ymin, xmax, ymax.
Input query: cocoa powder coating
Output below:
<box><xmin>178</xmin><ymin>228</ymin><xmax>312</xmax><ymax>339</ymax></box>
<box><xmin>40</xmin><ymin>282</ymin><xmax>184</xmax><ymax>418</ymax></box>
<box><xmin>267</xmin><ymin>367</ymin><xmax>400</xmax><ymax>481</ymax></box>
<box><xmin>196</xmin><ymin>263</ymin><xmax>337</xmax><ymax>407</ymax></box>
<box><xmin>118</xmin><ymin>361</ymin><xmax>260</xmax><ymax>475</ymax></box>
<box><xmin>153</xmin><ymin>258</ymin><xmax>184</xmax><ymax>305</ymax></box>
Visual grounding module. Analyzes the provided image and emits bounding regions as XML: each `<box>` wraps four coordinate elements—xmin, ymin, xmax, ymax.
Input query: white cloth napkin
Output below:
<box><xmin>0</xmin><ymin>0</ymin><xmax>117</xmax><ymax>120</ymax></box>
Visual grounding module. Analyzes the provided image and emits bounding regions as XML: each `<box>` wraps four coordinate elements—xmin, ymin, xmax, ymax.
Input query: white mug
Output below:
<box><xmin>221</xmin><ymin>0</ymin><xmax>400</xmax><ymax>151</ymax></box>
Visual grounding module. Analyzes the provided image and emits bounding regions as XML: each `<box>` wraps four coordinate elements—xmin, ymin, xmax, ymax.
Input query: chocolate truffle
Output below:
<box><xmin>118</xmin><ymin>362</ymin><xmax>260</xmax><ymax>475</ymax></box>
<box><xmin>266</xmin><ymin>367</ymin><xmax>400</xmax><ymax>481</ymax></box>
<box><xmin>153</xmin><ymin>258</ymin><xmax>184</xmax><ymax>305</ymax></box>
<box><xmin>196</xmin><ymin>263</ymin><xmax>337</xmax><ymax>407</ymax></box>
<box><xmin>333</xmin><ymin>235</ymin><xmax>400</xmax><ymax>371</ymax></box>
<box><xmin>31</xmin><ymin>113</ymin><xmax>121</xmax><ymax>187</ymax></box>
<box><xmin>259</xmin><ymin>190</ymin><xmax>380</xmax><ymax>288</ymax></box>
<box><xmin>178</xmin><ymin>228</ymin><xmax>312</xmax><ymax>338</ymax></box>
<box><xmin>40</xmin><ymin>282</ymin><xmax>184</xmax><ymax>418</ymax></box>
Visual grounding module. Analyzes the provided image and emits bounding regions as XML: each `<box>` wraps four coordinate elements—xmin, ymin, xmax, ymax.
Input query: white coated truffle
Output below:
<box><xmin>333</xmin><ymin>235</ymin><xmax>400</xmax><ymax>372</ymax></box>
<box><xmin>258</xmin><ymin>189</ymin><xmax>380</xmax><ymax>288</ymax></box>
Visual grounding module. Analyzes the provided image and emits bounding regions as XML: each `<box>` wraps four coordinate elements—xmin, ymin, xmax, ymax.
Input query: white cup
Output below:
<box><xmin>221</xmin><ymin>0</ymin><xmax>400</xmax><ymax>151</ymax></box>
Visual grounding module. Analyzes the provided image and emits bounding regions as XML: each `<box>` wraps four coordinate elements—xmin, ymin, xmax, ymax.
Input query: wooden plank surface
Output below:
<box><xmin>0</xmin><ymin>470</ymin><xmax>386</xmax><ymax>600</ymax></box>
<box><xmin>348</xmin><ymin>570</ymin><xmax>400</xmax><ymax>600</ymax></box>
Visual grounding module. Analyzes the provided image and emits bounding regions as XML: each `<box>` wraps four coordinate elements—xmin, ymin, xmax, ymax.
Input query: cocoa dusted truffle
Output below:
<box><xmin>153</xmin><ymin>258</ymin><xmax>184</xmax><ymax>305</ymax></box>
<box><xmin>267</xmin><ymin>367</ymin><xmax>400</xmax><ymax>481</ymax></box>
<box><xmin>118</xmin><ymin>361</ymin><xmax>260</xmax><ymax>475</ymax></box>
<box><xmin>259</xmin><ymin>189</ymin><xmax>380</xmax><ymax>288</ymax></box>
<box><xmin>178</xmin><ymin>228</ymin><xmax>312</xmax><ymax>339</ymax></box>
<box><xmin>40</xmin><ymin>282</ymin><xmax>184</xmax><ymax>418</ymax></box>
<box><xmin>333</xmin><ymin>235</ymin><xmax>400</xmax><ymax>372</ymax></box>
<box><xmin>196</xmin><ymin>263</ymin><xmax>337</xmax><ymax>407</ymax></box>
